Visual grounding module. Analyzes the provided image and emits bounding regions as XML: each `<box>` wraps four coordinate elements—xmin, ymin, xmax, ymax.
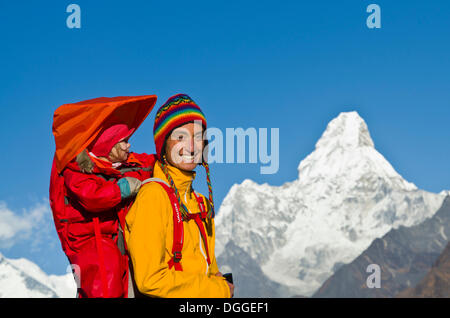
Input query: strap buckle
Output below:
<box><xmin>173</xmin><ymin>251</ymin><xmax>182</xmax><ymax>263</ymax></box>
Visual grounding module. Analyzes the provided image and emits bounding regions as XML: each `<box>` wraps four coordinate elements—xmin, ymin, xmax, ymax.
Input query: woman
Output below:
<box><xmin>125</xmin><ymin>94</ymin><xmax>234</xmax><ymax>297</ymax></box>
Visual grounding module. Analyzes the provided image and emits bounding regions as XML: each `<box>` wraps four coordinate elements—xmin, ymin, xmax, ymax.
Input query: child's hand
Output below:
<box><xmin>117</xmin><ymin>177</ymin><xmax>142</xmax><ymax>199</ymax></box>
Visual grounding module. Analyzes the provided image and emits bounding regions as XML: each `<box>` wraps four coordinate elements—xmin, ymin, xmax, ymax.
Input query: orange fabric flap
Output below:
<box><xmin>52</xmin><ymin>95</ymin><xmax>157</xmax><ymax>173</ymax></box>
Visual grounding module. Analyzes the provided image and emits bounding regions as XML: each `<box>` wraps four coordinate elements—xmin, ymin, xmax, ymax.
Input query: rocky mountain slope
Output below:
<box><xmin>313</xmin><ymin>196</ymin><xmax>449</xmax><ymax>297</ymax></box>
<box><xmin>396</xmin><ymin>240</ymin><xmax>450</xmax><ymax>298</ymax></box>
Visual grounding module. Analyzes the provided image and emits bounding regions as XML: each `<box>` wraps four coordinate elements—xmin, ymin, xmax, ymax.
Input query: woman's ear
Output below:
<box><xmin>161</xmin><ymin>139</ymin><xmax>169</xmax><ymax>164</ymax></box>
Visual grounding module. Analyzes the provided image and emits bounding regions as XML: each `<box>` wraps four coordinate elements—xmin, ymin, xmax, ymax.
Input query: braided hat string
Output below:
<box><xmin>202</xmin><ymin>161</ymin><xmax>215</xmax><ymax>218</ymax></box>
<box><xmin>160</xmin><ymin>157</ymin><xmax>189</xmax><ymax>220</ymax></box>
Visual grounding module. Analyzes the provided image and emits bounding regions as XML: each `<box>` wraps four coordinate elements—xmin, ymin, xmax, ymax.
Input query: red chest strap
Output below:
<box><xmin>154</xmin><ymin>181</ymin><xmax>184</xmax><ymax>271</ymax></box>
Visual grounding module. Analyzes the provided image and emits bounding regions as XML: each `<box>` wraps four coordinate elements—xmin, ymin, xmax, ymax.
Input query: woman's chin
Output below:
<box><xmin>176</xmin><ymin>161</ymin><xmax>197</xmax><ymax>172</ymax></box>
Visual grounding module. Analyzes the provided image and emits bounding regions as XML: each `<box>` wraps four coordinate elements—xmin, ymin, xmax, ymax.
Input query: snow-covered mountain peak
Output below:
<box><xmin>297</xmin><ymin>111</ymin><xmax>417</xmax><ymax>191</ymax></box>
<box><xmin>316</xmin><ymin>111</ymin><xmax>374</xmax><ymax>151</ymax></box>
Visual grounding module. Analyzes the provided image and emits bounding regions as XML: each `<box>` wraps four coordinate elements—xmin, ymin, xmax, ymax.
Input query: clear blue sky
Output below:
<box><xmin>0</xmin><ymin>1</ymin><xmax>449</xmax><ymax>275</ymax></box>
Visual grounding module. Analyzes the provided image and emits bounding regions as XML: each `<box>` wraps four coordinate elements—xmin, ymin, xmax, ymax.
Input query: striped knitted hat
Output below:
<box><xmin>153</xmin><ymin>93</ymin><xmax>215</xmax><ymax>218</ymax></box>
<box><xmin>153</xmin><ymin>94</ymin><xmax>207</xmax><ymax>158</ymax></box>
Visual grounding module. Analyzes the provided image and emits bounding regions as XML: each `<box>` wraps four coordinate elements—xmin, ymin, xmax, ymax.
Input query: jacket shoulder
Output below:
<box><xmin>137</xmin><ymin>180</ymin><xmax>171</xmax><ymax>202</ymax></box>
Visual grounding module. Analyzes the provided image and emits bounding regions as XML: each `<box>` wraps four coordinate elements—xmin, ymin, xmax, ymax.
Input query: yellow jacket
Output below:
<box><xmin>125</xmin><ymin>161</ymin><xmax>230</xmax><ymax>298</ymax></box>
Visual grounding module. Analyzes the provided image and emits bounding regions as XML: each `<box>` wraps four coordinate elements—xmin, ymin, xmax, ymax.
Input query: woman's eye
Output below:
<box><xmin>174</xmin><ymin>135</ymin><xmax>186</xmax><ymax>141</ymax></box>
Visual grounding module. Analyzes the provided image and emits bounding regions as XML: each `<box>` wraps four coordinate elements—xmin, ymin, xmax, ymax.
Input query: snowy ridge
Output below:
<box><xmin>0</xmin><ymin>252</ymin><xmax>76</xmax><ymax>298</ymax></box>
<box><xmin>215</xmin><ymin>111</ymin><xmax>447</xmax><ymax>297</ymax></box>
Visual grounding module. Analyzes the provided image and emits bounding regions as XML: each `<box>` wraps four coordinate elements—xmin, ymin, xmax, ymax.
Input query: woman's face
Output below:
<box><xmin>165</xmin><ymin>122</ymin><xmax>204</xmax><ymax>172</ymax></box>
<box><xmin>109</xmin><ymin>139</ymin><xmax>131</xmax><ymax>163</ymax></box>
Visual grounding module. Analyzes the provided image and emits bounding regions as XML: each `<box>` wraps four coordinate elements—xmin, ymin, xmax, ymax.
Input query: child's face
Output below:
<box><xmin>109</xmin><ymin>140</ymin><xmax>131</xmax><ymax>163</ymax></box>
<box><xmin>165</xmin><ymin>122</ymin><xmax>204</xmax><ymax>172</ymax></box>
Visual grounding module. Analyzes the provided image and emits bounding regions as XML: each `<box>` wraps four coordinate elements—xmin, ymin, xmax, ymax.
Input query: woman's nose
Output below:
<box><xmin>189</xmin><ymin>138</ymin><xmax>196</xmax><ymax>152</ymax></box>
<box><xmin>182</xmin><ymin>137</ymin><xmax>195</xmax><ymax>153</ymax></box>
<box><xmin>181</xmin><ymin>140</ymin><xmax>195</xmax><ymax>155</ymax></box>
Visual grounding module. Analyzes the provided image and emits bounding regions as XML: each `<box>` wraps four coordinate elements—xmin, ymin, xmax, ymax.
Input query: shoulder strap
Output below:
<box><xmin>92</xmin><ymin>217</ymin><xmax>109</xmax><ymax>297</ymax></box>
<box><xmin>190</xmin><ymin>192</ymin><xmax>211</xmax><ymax>267</ymax></box>
<box><xmin>147</xmin><ymin>179</ymin><xmax>184</xmax><ymax>271</ymax></box>
<box><xmin>142</xmin><ymin>177</ymin><xmax>170</xmax><ymax>187</ymax></box>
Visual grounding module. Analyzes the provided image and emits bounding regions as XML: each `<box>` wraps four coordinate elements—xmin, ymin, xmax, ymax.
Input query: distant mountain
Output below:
<box><xmin>217</xmin><ymin>240</ymin><xmax>290</xmax><ymax>297</ymax></box>
<box><xmin>0</xmin><ymin>252</ymin><xmax>76</xmax><ymax>298</ymax></box>
<box><xmin>215</xmin><ymin>111</ymin><xmax>447</xmax><ymax>297</ymax></box>
<box><xmin>313</xmin><ymin>195</ymin><xmax>450</xmax><ymax>297</ymax></box>
<box><xmin>397</xmin><ymin>241</ymin><xmax>450</xmax><ymax>298</ymax></box>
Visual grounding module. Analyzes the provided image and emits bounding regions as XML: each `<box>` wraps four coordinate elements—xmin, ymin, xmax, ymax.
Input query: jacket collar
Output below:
<box><xmin>154</xmin><ymin>161</ymin><xmax>196</xmax><ymax>197</ymax></box>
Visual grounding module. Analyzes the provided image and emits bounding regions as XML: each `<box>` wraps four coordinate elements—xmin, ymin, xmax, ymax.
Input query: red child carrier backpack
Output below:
<box><xmin>50</xmin><ymin>95</ymin><xmax>157</xmax><ymax>298</ymax></box>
